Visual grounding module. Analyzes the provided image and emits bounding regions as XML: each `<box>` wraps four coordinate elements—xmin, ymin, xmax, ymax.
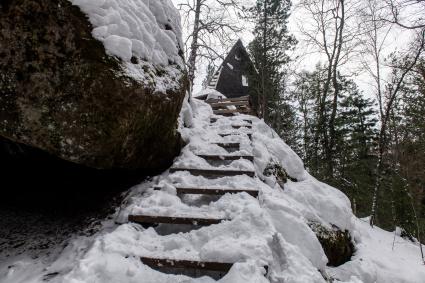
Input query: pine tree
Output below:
<box><xmin>246</xmin><ymin>0</ymin><xmax>296</xmax><ymax>122</ymax></box>
<box><xmin>293</xmin><ymin>66</ymin><xmax>379</xmax><ymax>217</ymax></box>
<box><xmin>336</xmin><ymin>79</ymin><xmax>378</xmax><ymax>216</ymax></box>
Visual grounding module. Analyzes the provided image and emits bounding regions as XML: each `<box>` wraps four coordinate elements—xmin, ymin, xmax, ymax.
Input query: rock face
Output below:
<box><xmin>309</xmin><ymin>222</ymin><xmax>354</xmax><ymax>267</ymax></box>
<box><xmin>0</xmin><ymin>0</ymin><xmax>187</xmax><ymax>171</ymax></box>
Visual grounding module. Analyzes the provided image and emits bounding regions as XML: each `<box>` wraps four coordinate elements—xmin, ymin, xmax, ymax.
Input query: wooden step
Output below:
<box><xmin>128</xmin><ymin>214</ymin><xmax>225</xmax><ymax>226</ymax></box>
<box><xmin>169</xmin><ymin>168</ymin><xmax>255</xmax><ymax>177</ymax></box>
<box><xmin>140</xmin><ymin>257</ymin><xmax>269</xmax><ymax>279</ymax></box>
<box><xmin>197</xmin><ymin>154</ymin><xmax>254</xmax><ymax>161</ymax></box>
<box><xmin>210</xmin><ymin>118</ymin><xmax>252</xmax><ymax>124</ymax></box>
<box><xmin>140</xmin><ymin>257</ymin><xmax>234</xmax><ymax>279</ymax></box>
<box><xmin>232</xmin><ymin>125</ymin><xmax>252</xmax><ymax>129</ymax></box>
<box><xmin>213</xmin><ymin>142</ymin><xmax>240</xmax><ymax>149</ymax></box>
<box><xmin>207</xmin><ymin>96</ymin><xmax>249</xmax><ymax>103</ymax></box>
<box><xmin>213</xmin><ymin>108</ymin><xmax>250</xmax><ymax>115</ymax></box>
<box><xmin>174</xmin><ymin>186</ymin><xmax>259</xmax><ymax>197</ymax></box>
<box><xmin>219</xmin><ymin>133</ymin><xmax>252</xmax><ymax>139</ymax></box>
<box><xmin>210</xmin><ymin>101</ymin><xmax>250</xmax><ymax>108</ymax></box>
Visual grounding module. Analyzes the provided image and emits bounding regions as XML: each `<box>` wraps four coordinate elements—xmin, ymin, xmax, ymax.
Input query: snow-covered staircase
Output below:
<box><xmin>207</xmin><ymin>96</ymin><xmax>253</xmax><ymax>116</ymax></box>
<box><xmin>125</xmin><ymin>107</ymin><xmax>267</xmax><ymax>279</ymax></box>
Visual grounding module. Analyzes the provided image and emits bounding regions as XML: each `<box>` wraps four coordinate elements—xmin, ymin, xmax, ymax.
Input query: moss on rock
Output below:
<box><xmin>0</xmin><ymin>0</ymin><xmax>187</xmax><ymax>171</ymax></box>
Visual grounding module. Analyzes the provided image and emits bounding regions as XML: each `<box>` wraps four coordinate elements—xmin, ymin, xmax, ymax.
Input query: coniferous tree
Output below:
<box><xmin>336</xmin><ymin>79</ymin><xmax>378</xmax><ymax>216</ymax></box>
<box><xmin>292</xmin><ymin>65</ymin><xmax>379</xmax><ymax>218</ymax></box>
<box><xmin>246</xmin><ymin>0</ymin><xmax>296</xmax><ymax>122</ymax></box>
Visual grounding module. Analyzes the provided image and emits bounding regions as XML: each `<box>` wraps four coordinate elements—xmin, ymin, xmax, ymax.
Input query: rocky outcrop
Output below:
<box><xmin>309</xmin><ymin>222</ymin><xmax>355</xmax><ymax>267</ymax></box>
<box><xmin>0</xmin><ymin>0</ymin><xmax>187</xmax><ymax>171</ymax></box>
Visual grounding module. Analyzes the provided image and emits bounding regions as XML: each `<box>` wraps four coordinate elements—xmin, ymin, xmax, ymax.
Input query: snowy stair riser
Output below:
<box><xmin>213</xmin><ymin>109</ymin><xmax>251</xmax><ymax>115</ymax></box>
<box><xmin>154</xmin><ymin>186</ymin><xmax>259</xmax><ymax>197</ymax></box>
<box><xmin>140</xmin><ymin>257</ymin><xmax>234</xmax><ymax>272</ymax></box>
<box><xmin>169</xmin><ymin>168</ymin><xmax>255</xmax><ymax>178</ymax></box>
<box><xmin>219</xmin><ymin>132</ymin><xmax>252</xmax><ymax>140</ymax></box>
<box><xmin>210</xmin><ymin>117</ymin><xmax>253</xmax><ymax>124</ymax></box>
<box><xmin>207</xmin><ymin>96</ymin><xmax>249</xmax><ymax>103</ymax></box>
<box><xmin>128</xmin><ymin>215</ymin><xmax>226</xmax><ymax>226</ymax></box>
<box><xmin>196</xmin><ymin>154</ymin><xmax>254</xmax><ymax>161</ymax></box>
<box><xmin>210</xmin><ymin>101</ymin><xmax>250</xmax><ymax>108</ymax></box>
<box><xmin>139</xmin><ymin>257</ymin><xmax>269</xmax><ymax>280</ymax></box>
<box><xmin>231</xmin><ymin>125</ymin><xmax>252</xmax><ymax>129</ymax></box>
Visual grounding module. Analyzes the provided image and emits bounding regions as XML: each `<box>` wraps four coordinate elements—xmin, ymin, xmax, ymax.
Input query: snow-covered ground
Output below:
<box><xmin>1</xmin><ymin>95</ymin><xmax>424</xmax><ymax>283</ymax></box>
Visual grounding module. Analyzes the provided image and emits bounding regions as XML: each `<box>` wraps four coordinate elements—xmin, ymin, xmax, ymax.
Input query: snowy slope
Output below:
<box><xmin>1</xmin><ymin>95</ymin><xmax>424</xmax><ymax>283</ymax></box>
<box><xmin>69</xmin><ymin>0</ymin><xmax>184</xmax><ymax>92</ymax></box>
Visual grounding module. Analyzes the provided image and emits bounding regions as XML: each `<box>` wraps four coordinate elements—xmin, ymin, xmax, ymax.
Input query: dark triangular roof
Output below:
<box><xmin>205</xmin><ymin>40</ymin><xmax>256</xmax><ymax>99</ymax></box>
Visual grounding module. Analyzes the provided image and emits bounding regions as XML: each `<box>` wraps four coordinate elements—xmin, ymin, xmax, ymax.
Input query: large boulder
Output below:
<box><xmin>0</xmin><ymin>0</ymin><xmax>187</xmax><ymax>171</ymax></box>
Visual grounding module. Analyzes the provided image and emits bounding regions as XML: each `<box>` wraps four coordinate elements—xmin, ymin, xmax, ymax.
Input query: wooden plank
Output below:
<box><xmin>207</xmin><ymin>96</ymin><xmax>249</xmax><ymax>103</ymax></box>
<box><xmin>169</xmin><ymin>168</ymin><xmax>255</xmax><ymax>177</ymax></box>
<box><xmin>197</xmin><ymin>154</ymin><xmax>254</xmax><ymax>161</ymax></box>
<box><xmin>213</xmin><ymin>108</ymin><xmax>250</xmax><ymax>115</ymax></box>
<box><xmin>210</xmin><ymin>118</ymin><xmax>252</xmax><ymax>124</ymax></box>
<box><xmin>213</xmin><ymin>142</ymin><xmax>240</xmax><ymax>149</ymax></box>
<box><xmin>128</xmin><ymin>215</ymin><xmax>224</xmax><ymax>226</ymax></box>
<box><xmin>175</xmin><ymin>187</ymin><xmax>259</xmax><ymax>197</ymax></box>
<box><xmin>140</xmin><ymin>257</ymin><xmax>234</xmax><ymax>272</ymax></box>
<box><xmin>232</xmin><ymin>125</ymin><xmax>252</xmax><ymax>129</ymax></box>
<box><xmin>219</xmin><ymin>133</ymin><xmax>252</xmax><ymax>139</ymax></box>
<box><xmin>140</xmin><ymin>257</ymin><xmax>269</xmax><ymax>278</ymax></box>
<box><xmin>210</xmin><ymin>101</ymin><xmax>250</xmax><ymax>108</ymax></box>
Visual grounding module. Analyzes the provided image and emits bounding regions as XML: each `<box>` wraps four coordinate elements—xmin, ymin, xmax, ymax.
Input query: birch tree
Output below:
<box><xmin>369</xmin><ymin>31</ymin><xmax>425</xmax><ymax>227</ymax></box>
<box><xmin>297</xmin><ymin>0</ymin><xmax>360</xmax><ymax>178</ymax></box>
<box><xmin>178</xmin><ymin>0</ymin><xmax>244</xmax><ymax>94</ymax></box>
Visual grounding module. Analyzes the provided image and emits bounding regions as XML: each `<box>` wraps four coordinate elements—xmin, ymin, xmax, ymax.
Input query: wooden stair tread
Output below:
<box><xmin>213</xmin><ymin>142</ymin><xmax>240</xmax><ymax>149</ymax></box>
<box><xmin>169</xmin><ymin>167</ymin><xmax>255</xmax><ymax>177</ymax></box>
<box><xmin>232</xmin><ymin>125</ymin><xmax>252</xmax><ymax>129</ymax></box>
<box><xmin>197</xmin><ymin>154</ymin><xmax>254</xmax><ymax>161</ymax></box>
<box><xmin>213</xmin><ymin>108</ymin><xmax>250</xmax><ymax>115</ymax></box>
<box><xmin>129</xmin><ymin>214</ymin><xmax>225</xmax><ymax>226</ymax></box>
<box><xmin>174</xmin><ymin>186</ymin><xmax>259</xmax><ymax>197</ymax></box>
<box><xmin>140</xmin><ymin>256</ymin><xmax>234</xmax><ymax>272</ymax></box>
<box><xmin>219</xmin><ymin>133</ymin><xmax>252</xmax><ymax>139</ymax></box>
<box><xmin>210</xmin><ymin>101</ymin><xmax>250</xmax><ymax>108</ymax></box>
<box><xmin>210</xmin><ymin>118</ymin><xmax>252</xmax><ymax>124</ymax></box>
<box><xmin>207</xmin><ymin>96</ymin><xmax>249</xmax><ymax>103</ymax></box>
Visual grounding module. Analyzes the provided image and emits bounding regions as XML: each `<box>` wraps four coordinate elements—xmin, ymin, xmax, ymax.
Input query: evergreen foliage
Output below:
<box><xmin>246</xmin><ymin>0</ymin><xmax>296</xmax><ymax>123</ymax></box>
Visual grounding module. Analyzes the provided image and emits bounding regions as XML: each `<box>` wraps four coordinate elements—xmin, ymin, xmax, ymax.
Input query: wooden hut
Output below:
<box><xmin>198</xmin><ymin>40</ymin><xmax>258</xmax><ymax>100</ymax></box>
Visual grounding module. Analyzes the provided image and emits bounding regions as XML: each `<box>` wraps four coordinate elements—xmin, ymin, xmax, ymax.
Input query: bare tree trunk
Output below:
<box><xmin>187</xmin><ymin>0</ymin><xmax>202</xmax><ymax>98</ymax></box>
<box><xmin>370</xmin><ymin>30</ymin><xmax>425</xmax><ymax>226</ymax></box>
<box><xmin>261</xmin><ymin>0</ymin><xmax>268</xmax><ymax>120</ymax></box>
<box><xmin>327</xmin><ymin>0</ymin><xmax>345</xmax><ymax>177</ymax></box>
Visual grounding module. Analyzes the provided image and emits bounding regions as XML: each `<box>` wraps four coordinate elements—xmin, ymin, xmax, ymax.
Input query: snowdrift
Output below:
<box><xmin>0</xmin><ymin>98</ymin><xmax>424</xmax><ymax>283</ymax></box>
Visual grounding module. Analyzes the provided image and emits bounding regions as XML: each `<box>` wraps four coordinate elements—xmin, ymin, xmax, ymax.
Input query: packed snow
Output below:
<box><xmin>1</xmin><ymin>93</ymin><xmax>424</xmax><ymax>283</ymax></box>
<box><xmin>69</xmin><ymin>0</ymin><xmax>184</xmax><ymax>92</ymax></box>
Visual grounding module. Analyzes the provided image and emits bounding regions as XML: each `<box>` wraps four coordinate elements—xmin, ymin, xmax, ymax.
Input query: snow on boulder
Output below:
<box><xmin>253</xmin><ymin>121</ymin><xmax>308</xmax><ymax>182</ymax></box>
<box><xmin>70</xmin><ymin>0</ymin><xmax>184</xmax><ymax>74</ymax></box>
<box><xmin>0</xmin><ymin>0</ymin><xmax>187</xmax><ymax>171</ymax></box>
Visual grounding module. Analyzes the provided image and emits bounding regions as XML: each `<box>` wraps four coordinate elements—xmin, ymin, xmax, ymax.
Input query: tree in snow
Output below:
<box><xmin>291</xmin><ymin>66</ymin><xmax>379</xmax><ymax>218</ymax></box>
<box><xmin>297</xmin><ymin>0</ymin><xmax>362</xmax><ymax>179</ymax></box>
<box><xmin>368</xmin><ymin>31</ymin><xmax>425</xmax><ymax>227</ymax></box>
<box><xmin>246</xmin><ymin>0</ymin><xmax>296</xmax><ymax>125</ymax></box>
<box><xmin>178</xmin><ymin>0</ymin><xmax>244</xmax><ymax>94</ymax></box>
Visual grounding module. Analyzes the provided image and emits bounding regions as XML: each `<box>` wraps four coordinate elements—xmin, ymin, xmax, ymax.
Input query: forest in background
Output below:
<box><xmin>174</xmin><ymin>0</ymin><xmax>425</xmax><ymax>242</ymax></box>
